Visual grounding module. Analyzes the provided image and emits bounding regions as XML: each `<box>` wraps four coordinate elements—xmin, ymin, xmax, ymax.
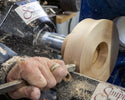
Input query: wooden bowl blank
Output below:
<box><xmin>62</xmin><ymin>19</ymin><xmax>119</xmax><ymax>81</ymax></box>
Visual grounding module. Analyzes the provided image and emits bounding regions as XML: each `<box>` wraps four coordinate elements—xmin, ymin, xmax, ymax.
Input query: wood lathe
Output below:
<box><xmin>37</xmin><ymin>18</ymin><xmax>119</xmax><ymax>82</ymax></box>
<box><xmin>0</xmin><ymin>18</ymin><xmax>123</xmax><ymax>100</ymax></box>
<box><xmin>0</xmin><ymin>0</ymin><xmax>124</xmax><ymax>100</ymax></box>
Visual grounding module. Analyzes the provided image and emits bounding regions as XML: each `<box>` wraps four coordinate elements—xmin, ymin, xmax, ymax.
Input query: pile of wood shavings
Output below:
<box><xmin>55</xmin><ymin>72</ymin><xmax>99</xmax><ymax>100</ymax></box>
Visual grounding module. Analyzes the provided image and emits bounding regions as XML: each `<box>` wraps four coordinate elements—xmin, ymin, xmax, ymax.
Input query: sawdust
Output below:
<box><xmin>0</xmin><ymin>33</ymin><xmax>56</xmax><ymax>58</ymax></box>
<box><xmin>55</xmin><ymin>72</ymin><xmax>99</xmax><ymax>100</ymax></box>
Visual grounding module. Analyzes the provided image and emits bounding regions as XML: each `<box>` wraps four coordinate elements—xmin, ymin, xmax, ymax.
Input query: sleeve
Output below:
<box><xmin>0</xmin><ymin>56</ymin><xmax>24</xmax><ymax>84</ymax></box>
<box><xmin>79</xmin><ymin>0</ymin><xmax>125</xmax><ymax>21</ymax></box>
<box><xmin>0</xmin><ymin>43</ymin><xmax>17</xmax><ymax>84</ymax></box>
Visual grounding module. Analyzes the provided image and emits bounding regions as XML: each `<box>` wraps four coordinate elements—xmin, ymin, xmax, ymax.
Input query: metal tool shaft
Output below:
<box><xmin>0</xmin><ymin>80</ymin><xmax>25</xmax><ymax>94</ymax></box>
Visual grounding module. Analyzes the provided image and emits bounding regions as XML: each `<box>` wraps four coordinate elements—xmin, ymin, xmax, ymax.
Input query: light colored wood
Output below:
<box><xmin>62</xmin><ymin>19</ymin><xmax>119</xmax><ymax>81</ymax></box>
<box><xmin>56</xmin><ymin>13</ymin><xmax>76</xmax><ymax>24</ymax></box>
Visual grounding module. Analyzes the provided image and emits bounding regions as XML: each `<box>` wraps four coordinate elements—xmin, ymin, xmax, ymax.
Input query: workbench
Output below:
<box><xmin>56</xmin><ymin>12</ymin><xmax>80</xmax><ymax>35</ymax></box>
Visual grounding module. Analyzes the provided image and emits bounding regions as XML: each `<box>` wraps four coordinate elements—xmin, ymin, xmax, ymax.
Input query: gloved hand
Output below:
<box><xmin>7</xmin><ymin>57</ymin><xmax>68</xmax><ymax>100</ymax></box>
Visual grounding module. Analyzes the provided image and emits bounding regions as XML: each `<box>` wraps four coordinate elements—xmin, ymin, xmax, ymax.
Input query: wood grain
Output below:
<box><xmin>62</xmin><ymin>19</ymin><xmax>119</xmax><ymax>81</ymax></box>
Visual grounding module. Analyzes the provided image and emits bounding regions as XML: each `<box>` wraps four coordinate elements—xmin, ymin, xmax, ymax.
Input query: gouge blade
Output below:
<box><xmin>0</xmin><ymin>80</ymin><xmax>25</xmax><ymax>94</ymax></box>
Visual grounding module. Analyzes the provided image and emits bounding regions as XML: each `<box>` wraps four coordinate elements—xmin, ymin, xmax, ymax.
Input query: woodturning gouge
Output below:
<box><xmin>0</xmin><ymin>64</ymin><xmax>76</xmax><ymax>94</ymax></box>
<box><xmin>0</xmin><ymin>64</ymin><xmax>125</xmax><ymax>100</ymax></box>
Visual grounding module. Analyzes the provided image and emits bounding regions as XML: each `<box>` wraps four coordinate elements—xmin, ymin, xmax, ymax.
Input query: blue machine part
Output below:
<box><xmin>108</xmin><ymin>52</ymin><xmax>125</xmax><ymax>87</ymax></box>
<box><xmin>0</xmin><ymin>43</ymin><xmax>17</xmax><ymax>66</ymax></box>
<box><xmin>80</xmin><ymin>0</ymin><xmax>125</xmax><ymax>21</ymax></box>
<box><xmin>39</xmin><ymin>90</ymin><xmax>57</xmax><ymax>100</ymax></box>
